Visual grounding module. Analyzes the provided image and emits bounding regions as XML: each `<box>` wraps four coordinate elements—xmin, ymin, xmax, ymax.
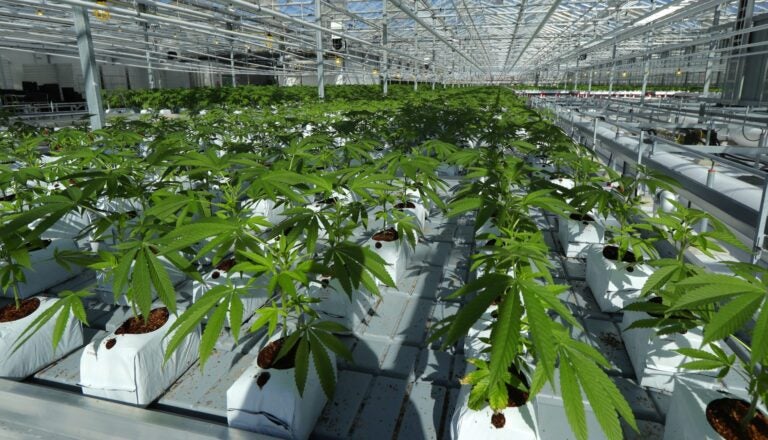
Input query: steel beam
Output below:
<box><xmin>703</xmin><ymin>4</ymin><xmax>722</xmax><ymax>95</ymax></box>
<box><xmin>382</xmin><ymin>0</ymin><xmax>389</xmax><ymax>96</ymax></box>
<box><xmin>315</xmin><ymin>0</ymin><xmax>324</xmax><ymax>99</ymax></box>
<box><xmin>506</xmin><ymin>0</ymin><xmax>563</xmax><ymax>73</ymax></box>
<box><xmin>72</xmin><ymin>5</ymin><xmax>105</xmax><ymax>130</ymax></box>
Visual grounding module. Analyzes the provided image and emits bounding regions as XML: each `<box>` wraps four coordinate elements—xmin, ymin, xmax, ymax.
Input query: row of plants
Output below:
<box><xmin>0</xmin><ymin>87</ymin><xmax>563</xmax><ymax>435</ymax></box>
<box><xmin>430</xmin><ymin>92</ymin><xmax>767</xmax><ymax>440</ymax></box>
<box><xmin>536</xmin><ymin>113</ymin><xmax>768</xmax><ymax>439</ymax></box>
<box><xmin>103</xmin><ymin>84</ymin><xmax>420</xmax><ymax>113</ymax></box>
<box><xmin>2</xmin><ymin>83</ymin><xmax>762</xmax><ymax>439</ymax></box>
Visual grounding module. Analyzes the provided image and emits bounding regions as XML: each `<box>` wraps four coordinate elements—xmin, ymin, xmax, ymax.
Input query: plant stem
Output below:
<box><xmin>12</xmin><ymin>284</ymin><xmax>20</xmax><ymax>309</ymax></box>
<box><xmin>740</xmin><ymin>391</ymin><xmax>760</xmax><ymax>433</ymax></box>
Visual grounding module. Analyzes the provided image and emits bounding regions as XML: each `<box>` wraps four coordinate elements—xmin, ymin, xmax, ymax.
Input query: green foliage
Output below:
<box><xmin>433</xmin><ymin>111</ymin><xmax>638</xmax><ymax>439</ymax></box>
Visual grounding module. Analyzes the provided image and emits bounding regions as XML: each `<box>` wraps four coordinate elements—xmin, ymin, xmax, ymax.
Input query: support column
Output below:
<box><xmin>230</xmin><ymin>44</ymin><xmax>237</xmax><ymax>87</ymax></box>
<box><xmin>703</xmin><ymin>4</ymin><xmax>722</xmax><ymax>95</ymax></box>
<box><xmin>640</xmin><ymin>30</ymin><xmax>653</xmax><ymax>105</ymax></box>
<box><xmin>315</xmin><ymin>0</ymin><xmax>324</xmax><ymax>98</ymax></box>
<box><xmin>72</xmin><ymin>6</ymin><xmax>105</xmax><ymax>130</ymax></box>
<box><xmin>608</xmin><ymin>42</ymin><xmax>617</xmax><ymax>95</ymax></box>
<box><xmin>382</xmin><ymin>1</ymin><xmax>388</xmax><ymax>96</ymax></box>
<box><xmin>413</xmin><ymin>0</ymin><xmax>418</xmax><ymax>92</ymax></box>
<box><xmin>573</xmin><ymin>59</ymin><xmax>580</xmax><ymax>92</ymax></box>
<box><xmin>587</xmin><ymin>69</ymin><xmax>593</xmax><ymax>96</ymax></box>
<box><xmin>136</xmin><ymin>4</ymin><xmax>156</xmax><ymax>89</ymax></box>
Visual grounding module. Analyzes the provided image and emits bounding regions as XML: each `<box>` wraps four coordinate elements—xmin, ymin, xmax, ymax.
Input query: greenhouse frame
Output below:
<box><xmin>1</xmin><ymin>0</ymin><xmax>768</xmax><ymax>439</ymax></box>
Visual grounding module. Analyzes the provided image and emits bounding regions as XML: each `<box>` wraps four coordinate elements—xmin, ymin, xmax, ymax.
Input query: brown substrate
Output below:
<box><xmin>216</xmin><ymin>258</ymin><xmax>236</xmax><ymax>272</ymax></box>
<box><xmin>394</xmin><ymin>201</ymin><xmax>416</xmax><ymax>210</ymax></box>
<box><xmin>373</xmin><ymin>228</ymin><xmax>399</xmax><ymax>242</ymax></box>
<box><xmin>506</xmin><ymin>368</ymin><xmax>530</xmax><ymax>408</ymax></box>
<box><xmin>487</xmin><ymin>368</ymin><xmax>529</xmax><ymax>429</ymax></box>
<box><xmin>0</xmin><ymin>298</ymin><xmax>41</xmax><ymax>323</ymax></box>
<box><xmin>569</xmin><ymin>213</ymin><xmax>595</xmax><ymax>222</ymax></box>
<box><xmin>257</xmin><ymin>337</ymin><xmax>299</xmax><ymax>370</ymax></box>
<box><xmin>256</xmin><ymin>372</ymin><xmax>271</xmax><ymax>388</ymax></box>
<box><xmin>706</xmin><ymin>398</ymin><xmax>768</xmax><ymax>440</ymax></box>
<box><xmin>602</xmin><ymin>245</ymin><xmax>637</xmax><ymax>263</ymax></box>
<box><xmin>212</xmin><ymin>258</ymin><xmax>237</xmax><ymax>279</ymax></box>
<box><xmin>114</xmin><ymin>307</ymin><xmax>169</xmax><ymax>335</ymax></box>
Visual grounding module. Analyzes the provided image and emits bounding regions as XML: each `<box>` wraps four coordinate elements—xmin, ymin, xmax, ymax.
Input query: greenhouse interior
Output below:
<box><xmin>2</xmin><ymin>0</ymin><xmax>768</xmax><ymax>439</ymax></box>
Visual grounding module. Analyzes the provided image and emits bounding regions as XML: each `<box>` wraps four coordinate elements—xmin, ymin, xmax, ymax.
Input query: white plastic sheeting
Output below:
<box><xmin>227</xmin><ymin>335</ymin><xmax>335</xmax><ymax>440</ymax></box>
<box><xmin>95</xmin><ymin>256</ymin><xmax>186</xmax><ymax>305</ymax></box>
<box><xmin>621</xmin><ymin>310</ymin><xmax>720</xmax><ymax>393</ymax></box>
<box><xmin>584</xmin><ymin>244</ymin><xmax>653</xmax><ymax>313</ymax></box>
<box><xmin>1</xmin><ymin>238</ymin><xmax>83</xmax><ymax>299</ymax></box>
<box><xmin>663</xmin><ymin>379</ymin><xmax>758</xmax><ymax>440</ymax></box>
<box><xmin>0</xmin><ymin>296</ymin><xmax>84</xmax><ymax>379</ymax></box>
<box><xmin>557</xmin><ymin>216</ymin><xmax>605</xmax><ymax>258</ymax></box>
<box><xmin>450</xmin><ymin>384</ymin><xmax>539</xmax><ymax>440</ymax></box>
<box><xmin>307</xmin><ymin>278</ymin><xmax>373</xmax><ymax>333</ymax></box>
<box><xmin>79</xmin><ymin>312</ymin><xmax>200</xmax><ymax>407</ymax></box>
<box><xmin>191</xmin><ymin>268</ymin><xmax>270</xmax><ymax>328</ymax></box>
<box><xmin>367</xmin><ymin>233</ymin><xmax>411</xmax><ymax>287</ymax></box>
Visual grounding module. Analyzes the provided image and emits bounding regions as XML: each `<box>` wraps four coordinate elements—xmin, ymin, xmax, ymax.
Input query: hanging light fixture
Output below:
<box><xmin>93</xmin><ymin>0</ymin><xmax>110</xmax><ymax>21</ymax></box>
<box><xmin>266</xmin><ymin>32</ymin><xmax>273</xmax><ymax>49</ymax></box>
<box><xmin>675</xmin><ymin>68</ymin><xmax>683</xmax><ymax>76</ymax></box>
<box><xmin>335</xmin><ymin>56</ymin><xmax>343</xmax><ymax>66</ymax></box>
<box><xmin>621</xmin><ymin>71</ymin><xmax>628</xmax><ymax>78</ymax></box>
<box><xmin>35</xmin><ymin>8</ymin><xmax>44</xmax><ymax>16</ymax></box>
<box><xmin>372</xmin><ymin>68</ymin><xmax>379</xmax><ymax>76</ymax></box>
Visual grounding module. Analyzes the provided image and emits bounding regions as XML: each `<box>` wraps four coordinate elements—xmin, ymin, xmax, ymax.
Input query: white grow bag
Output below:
<box><xmin>367</xmin><ymin>231</ymin><xmax>411</xmax><ymax>287</ymax></box>
<box><xmin>584</xmin><ymin>245</ymin><xmax>652</xmax><ymax>312</ymax></box>
<box><xmin>535</xmin><ymin>373</ymin><xmax>607</xmax><ymax>440</ymax></box>
<box><xmin>450</xmin><ymin>384</ymin><xmax>539</xmax><ymax>440</ymax></box>
<box><xmin>663</xmin><ymin>378</ymin><xmax>760</xmax><ymax>440</ymax></box>
<box><xmin>0</xmin><ymin>297</ymin><xmax>84</xmax><ymax>379</ymax></box>
<box><xmin>437</xmin><ymin>163</ymin><xmax>460</xmax><ymax>177</ymax></box>
<box><xmin>227</xmin><ymin>335</ymin><xmax>336</xmax><ymax>440</ymax></box>
<box><xmin>97</xmin><ymin>197</ymin><xmax>143</xmax><ymax>214</ymax></box>
<box><xmin>79</xmin><ymin>311</ymin><xmax>200</xmax><ymax>407</ymax></box>
<box><xmin>1</xmin><ymin>238</ymin><xmax>83</xmax><ymax>299</ymax></box>
<box><xmin>621</xmin><ymin>310</ymin><xmax>721</xmax><ymax>392</ymax></box>
<box><xmin>550</xmin><ymin>177</ymin><xmax>575</xmax><ymax>190</ymax></box>
<box><xmin>191</xmin><ymin>266</ymin><xmax>269</xmax><ymax>328</ymax></box>
<box><xmin>95</xmin><ymin>256</ymin><xmax>186</xmax><ymax>305</ymax></box>
<box><xmin>396</xmin><ymin>200</ymin><xmax>428</xmax><ymax>241</ymax></box>
<box><xmin>557</xmin><ymin>215</ymin><xmax>605</xmax><ymax>258</ymax></box>
<box><xmin>40</xmin><ymin>211</ymin><xmax>93</xmax><ymax>246</ymax></box>
<box><xmin>248</xmin><ymin>199</ymin><xmax>285</xmax><ymax>225</ymax></box>
<box><xmin>405</xmin><ymin>188</ymin><xmax>434</xmax><ymax>213</ymax></box>
<box><xmin>307</xmin><ymin>278</ymin><xmax>373</xmax><ymax>333</ymax></box>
